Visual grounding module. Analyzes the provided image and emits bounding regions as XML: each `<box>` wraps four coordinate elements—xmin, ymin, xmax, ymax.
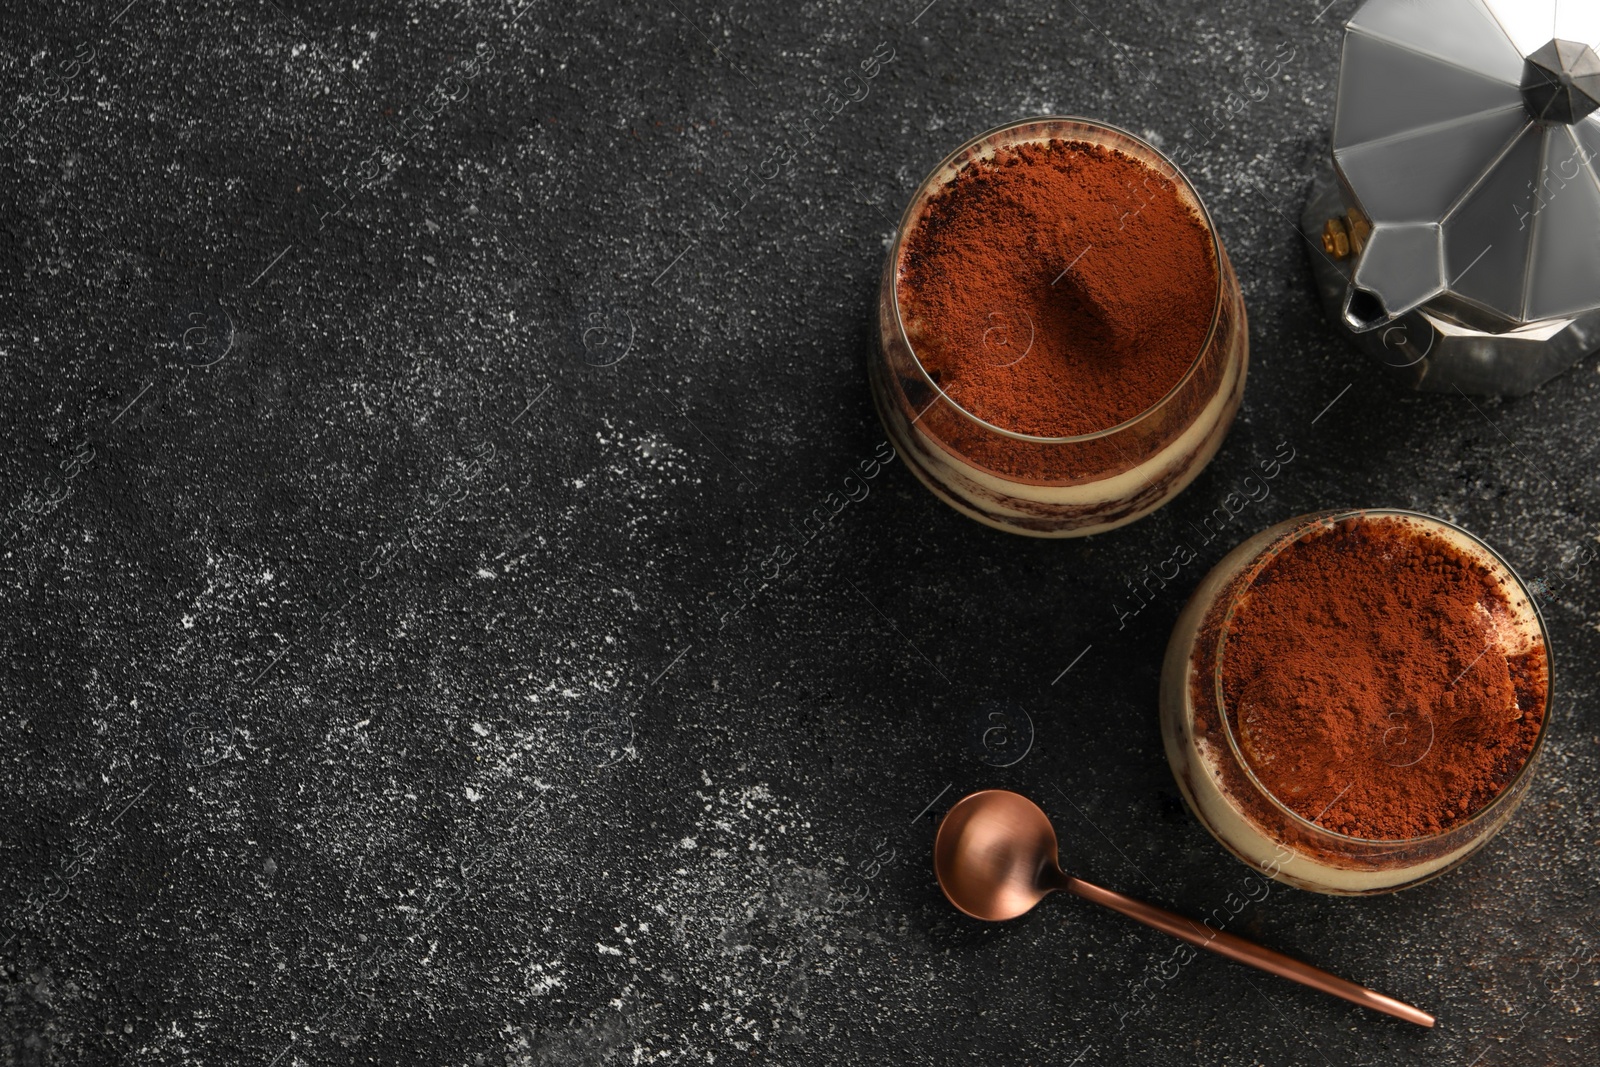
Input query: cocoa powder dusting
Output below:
<box><xmin>897</xmin><ymin>139</ymin><xmax>1218</xmax><ymax>437</ymax></box>
<box><xmin>1217</xmin><ymin>516</ymin><xmax>1546</xmax><ymax>841</ymax></box>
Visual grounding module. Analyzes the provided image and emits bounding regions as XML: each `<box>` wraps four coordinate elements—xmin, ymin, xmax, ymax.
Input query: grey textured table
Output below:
<box><xmin>3</xmin><ymin>2</ymin><xmax>1597</xmax><ymax>1064</ymax></box>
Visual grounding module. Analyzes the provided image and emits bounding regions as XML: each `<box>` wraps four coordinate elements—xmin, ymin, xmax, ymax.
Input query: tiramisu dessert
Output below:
<box><xmin>870</xmin><ymin>117</ymin><xmax>1248</xmax><ymax>537</ymax></box>
<box><xmin>1160</xmin><ymin>510</ymin><xmax>1551</xmax><ymax>894</ymax></box>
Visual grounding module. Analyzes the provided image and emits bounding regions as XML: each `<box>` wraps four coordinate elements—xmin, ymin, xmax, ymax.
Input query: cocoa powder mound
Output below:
<box><xmin>1217</xmin><ymin>516</ymin><xmax>1546</xmax><ymax>841</ymax></box>
<box><xmin>896</xmin><ymin>139</ymin><xmax>1218</xmax><ymax>437</ymax></box>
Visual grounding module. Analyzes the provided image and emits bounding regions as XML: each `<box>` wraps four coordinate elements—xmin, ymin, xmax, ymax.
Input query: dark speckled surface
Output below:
<box><xmin>2</xmin><ymin>1</ymin><xmax>1597</xmax><ymax>1064</ymax></box>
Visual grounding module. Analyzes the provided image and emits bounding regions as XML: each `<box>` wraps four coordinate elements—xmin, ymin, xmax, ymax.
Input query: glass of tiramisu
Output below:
<box><xmin>870</xmin><ymin>117</ymin><xmax>1248</xmax><ymax>537</ymax></box>
<box><xmin>1160</xmin><ymin>509</ymin><xmax>1552</xmax><ymax>895</ymax></box>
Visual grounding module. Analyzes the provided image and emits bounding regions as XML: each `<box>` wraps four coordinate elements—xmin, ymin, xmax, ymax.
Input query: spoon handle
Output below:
<box><xmin>1061</xmin><ymin>875</ymin><xmax>1435</xmax><ymax>1028</ymax></box>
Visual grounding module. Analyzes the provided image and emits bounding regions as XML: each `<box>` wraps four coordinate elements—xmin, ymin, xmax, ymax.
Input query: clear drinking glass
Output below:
<box><xmin>1159</xmin><ymin>509</ymin><xmax>1553</xmax><ymax>895</ymax></box>
<box><xmin>870</xmin><ymin>116</ymin><xmax>1249</xmax><ymax>537</ymax></box>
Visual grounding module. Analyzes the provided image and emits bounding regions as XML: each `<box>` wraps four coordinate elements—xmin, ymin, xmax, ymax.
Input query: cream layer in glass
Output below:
<box><xmin>871</xmin><ymin>326</ymin><xmax>1245</xmax><ymax>536</ymax></box>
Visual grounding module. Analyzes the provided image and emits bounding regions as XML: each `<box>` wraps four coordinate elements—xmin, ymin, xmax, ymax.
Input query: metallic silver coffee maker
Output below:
<box><xmin>1302</xmin><ymin>0</ymin><xmax>1600</xmax><ymax>395</ymax></box>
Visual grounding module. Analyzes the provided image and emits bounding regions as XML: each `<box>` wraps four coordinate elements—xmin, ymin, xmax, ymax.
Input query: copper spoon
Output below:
<box><xmin>933</xmin><ymin>789</ymin><xmax>1435</xmax><ymax>1028</ymax></box>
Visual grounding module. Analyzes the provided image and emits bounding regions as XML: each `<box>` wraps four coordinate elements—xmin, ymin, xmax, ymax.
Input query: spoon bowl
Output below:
<box><xmin>934</xmin><ymin>789</ymin><xmax>1062</xmax><ymax>920</ymax></box>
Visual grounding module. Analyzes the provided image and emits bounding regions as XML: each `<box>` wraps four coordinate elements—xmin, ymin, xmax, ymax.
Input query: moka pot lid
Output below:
<box><xmin>1332</xmin><ymin>0</ymin><xmax>1600</xmax><ymax>325</ymax></box>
